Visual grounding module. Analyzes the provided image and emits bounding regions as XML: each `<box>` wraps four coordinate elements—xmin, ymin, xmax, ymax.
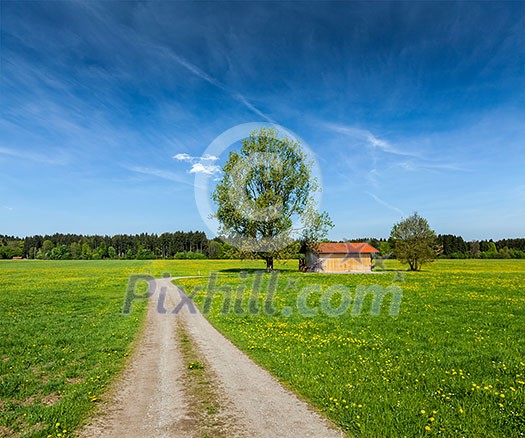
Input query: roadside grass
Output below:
<box><xmin>0</xmin><ymin>260</ymin><xmax>155</xmax><ymax>437</ymax></box>
<box><xmin>176</xmin><ymin>259</ymin><xmax>525</xmax><ymax>437</ymax></box>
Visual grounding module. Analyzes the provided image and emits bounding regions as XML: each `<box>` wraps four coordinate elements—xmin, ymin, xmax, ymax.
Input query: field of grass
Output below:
<box><xmin>0</xmin><ymin>261</ymin><xmax>154</xmax><ymax>437</ymax></box>
<box><xmin>0</xmin><ymin>259</ymin><xmax>269</xmax><ymax>437</ymax></box>
<box><xmin>176</xmin><ymin>259</ymin><xmax>525</xmax><ymax>437</ymax></box>
<box><xmin>1</xmin><ymin>259</ymin><xmax>523</xmax><ymax>437</ymax></box>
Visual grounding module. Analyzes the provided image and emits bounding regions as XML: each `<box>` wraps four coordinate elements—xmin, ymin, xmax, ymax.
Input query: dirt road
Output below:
<box><xmin>80</xmin><ymin>277</ymin><xmax>342</xmax><ymax>437</ymax></box>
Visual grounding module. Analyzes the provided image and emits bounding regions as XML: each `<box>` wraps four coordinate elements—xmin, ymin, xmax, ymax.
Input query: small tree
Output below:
<box><xmin>81</xmin><ymin>242</ymin><xmax>92</xmax><ymax>260</ymax></box>
<box><xmin>470</xmin><ymin>240</ymin><xmax>481</xmax><ymax>259</ymax></box>
<box><xmin>207</xmin><ymin>240</ymin><xmax>222</xmax><ymax>259</ymax></box>
<box><xmin>97</xmin><ymin>242</ymin><xmax>108</xmax><ymax>259</ymax></box>
<box><xmin>70</xmin><ymin>242</ymin><xmax>81</xmax><ymax>259</ymax></box>
<box><xmin>390</xmin><ymin>212</ymin><xmax>438</xmax><ymax>271</ymax></box>
<box><xmin>42</xmin><ymin>239</ymin><xmax>54</xmax><ymax>259</ymax></box>
<box><xmin>379</xmin><ymin>241</ymin><xmax>392</xmax><ymax>257</ymax></box>
<box><xmin>213</xmin><ymin>128</ymin><xmax>332</xmax><ymax>271</ymax></box>
<box><xmin>108</xmin><ymin>246</ymin><xmax>117</xmax><ymax>259</ymax></box>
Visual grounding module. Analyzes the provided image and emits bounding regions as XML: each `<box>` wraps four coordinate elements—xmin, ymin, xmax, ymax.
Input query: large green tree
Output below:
<box><xmin>390</xmin><ymin>212</ymin><xmax>439</xmax><ymax>271</ymax></box>
<box><xmin>213</xmin><ymin>128</ymin><xmax>332</xmax><ymax>271</ymax></box>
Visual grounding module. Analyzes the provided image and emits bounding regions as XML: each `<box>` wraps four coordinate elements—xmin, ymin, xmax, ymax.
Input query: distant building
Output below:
<box><xmin>301</xmin><ymin>242</ymin><xmax>379</xmax><ymax>273</ymax></box>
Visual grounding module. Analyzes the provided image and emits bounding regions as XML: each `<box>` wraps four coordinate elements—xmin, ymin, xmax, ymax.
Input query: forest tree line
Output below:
<box><xmin>0</xmin><ymin>232</ymin><xmax>211</xmax><ymax>260</ymax></box>
<box><xmin>357</xmin><ymin>235</ymin><xmax>525</xmax><ymax>260</ymax></box>
<box><xmin>1</xmin><ymin>232</ymin><xmax>524</xmax><ymax>260</ymax></box>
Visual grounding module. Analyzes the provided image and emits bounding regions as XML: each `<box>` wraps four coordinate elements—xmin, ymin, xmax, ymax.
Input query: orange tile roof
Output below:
<box><xmin>316</xmin><ymin>242</ymin><xmax>379</xmax><ymax>254</ymax></box>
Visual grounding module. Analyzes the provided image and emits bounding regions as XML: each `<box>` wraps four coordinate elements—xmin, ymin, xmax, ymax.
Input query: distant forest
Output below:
<box><xmin>359</xmin><ymin>236</ymin><xmax>525</xmax><ymax>260</ymax></box>
<box><xmin>1</xmin><ymin>232</ymin><xmax>524</xmax><ymax>260</ymax></box>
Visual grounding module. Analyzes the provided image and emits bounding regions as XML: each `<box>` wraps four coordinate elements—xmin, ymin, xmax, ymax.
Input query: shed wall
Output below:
<box><xmin>305</xmin><ymin>251</ymin><xmax>373</xmax><ymax>272</ymax></box>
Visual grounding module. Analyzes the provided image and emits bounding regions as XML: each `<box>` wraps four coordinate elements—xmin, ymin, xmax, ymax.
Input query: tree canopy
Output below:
<box><xmin>390</xmin><ymin>212</ymin><xmax>439</xmax><ymax>271</ymax></box>
<box><xmin>212</xmin><ymin>128</ymin><xmax>332</xmax><ymax>270</ymax></box>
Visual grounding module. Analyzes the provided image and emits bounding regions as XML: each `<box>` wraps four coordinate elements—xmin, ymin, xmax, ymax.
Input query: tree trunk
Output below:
<box><xmin>265</xmin><ymin>257</ymin><xmax>274</xmax><ymax>272</ymax></box>
<box><xmin>409</xmin><ymin>259</ymin><xmax>420</xmax><ymax>271</ymax></box>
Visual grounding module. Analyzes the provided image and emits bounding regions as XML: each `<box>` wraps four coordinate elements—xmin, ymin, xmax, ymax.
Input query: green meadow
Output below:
<box><xmin>0</xmin><ymin>261</ymin><xmax>149</xmax><ymax>437</ymax></box>
<box><xmin>0</xmin><ymin>259</ymin><xmax>263</xmax><ymax>437</ymax></box>
<box><xmin>178</xmin><ymin>259</ymin><xmax>525</xmax><ymax>437</ymax></box>
<box><xmin>0</xmin><ymin>259</ymin><xmax>524</xmax><ymax>437</ymax></box>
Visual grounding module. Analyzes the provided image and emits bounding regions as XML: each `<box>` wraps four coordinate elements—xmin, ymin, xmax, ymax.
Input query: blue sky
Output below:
<box><xmin>1</xmin><ymin>1</ymin><xmax>524</xmax><ymax>240</ymax></box>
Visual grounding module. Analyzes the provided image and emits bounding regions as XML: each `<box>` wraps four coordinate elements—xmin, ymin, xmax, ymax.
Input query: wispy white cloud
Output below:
<box><xmin>173</xmin><ymin>153</ymin><xmax>218</xmax><ymax>162</ymax></box>
<box><xmin>321</xmin><ymin>121</ymin><xmax>470</xmax><ymax>182</ymax></box>
<box><xmin>394</xmin><ymin>160</ymin><xmax>469</xmax><ymax>172</ymax></box>
<box><xmin>173</xmin><ymin>152</ymin><xmax>221</xmax><ymax>175</ymax></box>
<box><xmin>366</xmin><ymin>192</ymin><xmax>404</xmax><ymax>217</ymax></box>
<box><xmin>2</xmin><ymin>205</ymin><xmax>14</xmax><ymax>211</ymax></box>
<box><xmin>124</xmin><ymin>165</ymin><xmax>195</xmax><ymax>186</ymax></box>
<box><xmin>323</xmin><ymin>123</ymin><xmax>420</xmax><ymax>158</ymax></box>
<box><xmin>233</xmin><ymin>92</ymin><xmax>273</xmax><ymax>123</ymax></box>
<box><xmin>173</xmin><ymin>153</ymin><xmax>193</xmax><ymax>162</ymax></box>
<box><xmin>167</xmin><ymin>51</ymin><xmax>224</xmax><ymax>89</ymax></box>
<box><xmin>189</xmin><ymin>162</ymin><xmax>220</xmax><ymax>175</ymax></box>
<box><xmin>0</xmin><ymin>146</ymin><xmax>68</xmax><ymax>165</ymax></box>
<box><xmin>159</xmin><ymin>47</ymin><xmax>274</xmax><ymax>123</ymax></box>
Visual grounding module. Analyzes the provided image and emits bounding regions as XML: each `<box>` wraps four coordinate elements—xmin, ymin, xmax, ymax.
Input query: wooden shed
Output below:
<box><xmin>302</xmin><ymin>242</ymin><xmax>379</xmax><ymax>273</ymax></box>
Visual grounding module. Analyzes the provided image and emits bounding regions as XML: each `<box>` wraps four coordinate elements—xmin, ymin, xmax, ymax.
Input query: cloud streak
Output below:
<box><xmin>0</xmin><ymin>145</ymin><xmax>68</xmax><ymax>165</ymax></box>
<box><xmin>322</xmin><ymin>121</ymin><xmax>470</xmax><ymax>185</ymax></box>
<box><xmin>124</xmin><ymin>165</ymin><xmax>195</xmax><ymax>186</ymax></box>
<box><xmin>322</xmin><ymin>123</ymin><xmax>420</xmax><ymax>158</ymax></box>
<box><xmin>393</xmin><ymin>160</ymin><xmax>470</xmax><ymax>172</ymax></box>
<box><xmin>173</xmin><ymin>153</ymin><xmax>218</xmax><ymax>162</ymax></box>
<box><xmin>366</xmin><ymin>192</ymin><xmax>405</xmax><ymax>217</ymax></box>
